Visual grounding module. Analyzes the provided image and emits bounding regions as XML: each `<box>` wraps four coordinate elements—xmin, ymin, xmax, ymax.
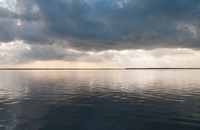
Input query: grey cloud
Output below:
<box><xmin>0</xmin><ymin>43</ymin><xmax>87</xmax><ymax>64</ymax></box>
<box><xmin>0</xmin><ymin>8</ymin><xmax>16</xmax><ymax>18</ymax></box>
<box><xmin>0</xmin><ymin>42</ymin><xmax>117</xmax><ymax>64</ymax></box>
<box><xmin>146</xmin><ymin>49</ymin><xmax>194</xmax><ymax>58</ymax></box>
<box><xmin>23</xmin><ymin>45</ymin><xmax>88</xmax><ymax>62</ymax></box>
<box><xmin>22</xmin><ymin>44</ymin><xmax>116</xmax><ymax>63</ymax></box>
<box><xmin>1</xmin><ymin>0</ymin><xmax>200</xmax><ymax>52</ymax></box>
<box><xmin>0</xmin><ymin>18</ymin><xmax>17</xmax><ymax>42</ymax></box>
<box><xmin>0</xmin><ymin>42</ymin><xmax>198</xmax><ymax>65</ymax></box>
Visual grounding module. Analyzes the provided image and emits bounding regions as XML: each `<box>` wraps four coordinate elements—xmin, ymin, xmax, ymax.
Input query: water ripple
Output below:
<box><xmin>0</xmin><ymin>70</ymin><xmax>200</xmax><ymax>130</ymax></box>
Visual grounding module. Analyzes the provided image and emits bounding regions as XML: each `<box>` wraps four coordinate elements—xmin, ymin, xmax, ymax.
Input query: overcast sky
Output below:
<box><xmin>0</xmin><ymin>0</ymin><xmax>200</xmax><ymax>68</ymax></box>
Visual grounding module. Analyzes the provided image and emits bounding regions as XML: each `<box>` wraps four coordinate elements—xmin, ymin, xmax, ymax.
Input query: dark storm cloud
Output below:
<box><xmin>1</xmin><ymin>0</ymin><xmax>200</xmax><ymax>51</ymax></box>
<box><xmin>0</xmin><ymin>7</ymin><xmax>16</xmax><ymax>18</ymax></box>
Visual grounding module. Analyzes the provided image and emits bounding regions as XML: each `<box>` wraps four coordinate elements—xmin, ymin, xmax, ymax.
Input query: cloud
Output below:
<box><xmin>0</xmin><ymin>41</ymin><xmax>117</xmax><ymax>64</ymax></box>
<box><xmin>0</xmin><ymin>0</ymin><xmax>200</xmax><ymax>64</ymax></box>
<box><xmin>1</xmin><ymin>38</ymin><xmax>200</xmax><ymax>70</ymax></box>
<box><xmin>1</xmin><ymin>41</ymin><xmax>199</xmax><ymax>68</ymax></box>
<box><xmin>22</xmin><ymin>44</ymin><xmax>88</xmax><ymax>62</ymax></box>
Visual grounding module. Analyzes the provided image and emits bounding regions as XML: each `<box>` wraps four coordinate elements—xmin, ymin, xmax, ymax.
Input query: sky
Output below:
<box><xmin>0</xmin><ymin>0</ymin><xmax>200</xmax><ymax>68</ymax></box>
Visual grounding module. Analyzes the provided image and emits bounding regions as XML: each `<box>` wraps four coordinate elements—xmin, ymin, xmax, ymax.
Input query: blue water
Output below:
<box><xmin>0</xmin><ymin>70</ymin><xmax>200</xmax><ymax>130</ymax></box>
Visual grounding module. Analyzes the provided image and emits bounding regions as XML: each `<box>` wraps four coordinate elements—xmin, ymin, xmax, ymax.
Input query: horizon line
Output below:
<box><xmin>0</xmin><ymin>68</ymin><xmax>200</xmax><ymax>70</ymax></box>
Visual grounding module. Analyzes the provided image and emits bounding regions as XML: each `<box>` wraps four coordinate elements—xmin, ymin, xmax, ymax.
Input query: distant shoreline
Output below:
<box><xmin>0</xmin><ymin>68</ymin><xmax>200</xmax><ymax>70</ymax></box>
<box><xmin>125</xmin><ymin>68</ymin><xmax>200</xmax><ymax>70</ymax></box>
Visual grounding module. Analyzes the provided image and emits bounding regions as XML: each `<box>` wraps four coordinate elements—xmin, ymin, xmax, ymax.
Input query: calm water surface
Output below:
<box><xmin>0</xmin><ymin>70</ymin><xmax>200</xmax><ymax>130</ymax></box>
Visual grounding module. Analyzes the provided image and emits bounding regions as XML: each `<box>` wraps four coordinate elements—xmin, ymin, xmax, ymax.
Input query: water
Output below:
<box><xmin>0</xmin><ymin>70</ymin><xmax>200</xmax><ymax>130</ymax></box>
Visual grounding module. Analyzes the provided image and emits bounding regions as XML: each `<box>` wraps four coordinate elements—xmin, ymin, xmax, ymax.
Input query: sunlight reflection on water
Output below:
<box><xmin>0</xmin><ymin>70</ymin><xmax>200</xmax><ymax>130</ymax></box>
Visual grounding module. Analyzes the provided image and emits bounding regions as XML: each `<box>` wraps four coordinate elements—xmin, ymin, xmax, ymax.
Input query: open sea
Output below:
<box><xmin>0</xmin><ymin>70</ymin><xmax>200</xmax><ymax>130</ymax></box>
